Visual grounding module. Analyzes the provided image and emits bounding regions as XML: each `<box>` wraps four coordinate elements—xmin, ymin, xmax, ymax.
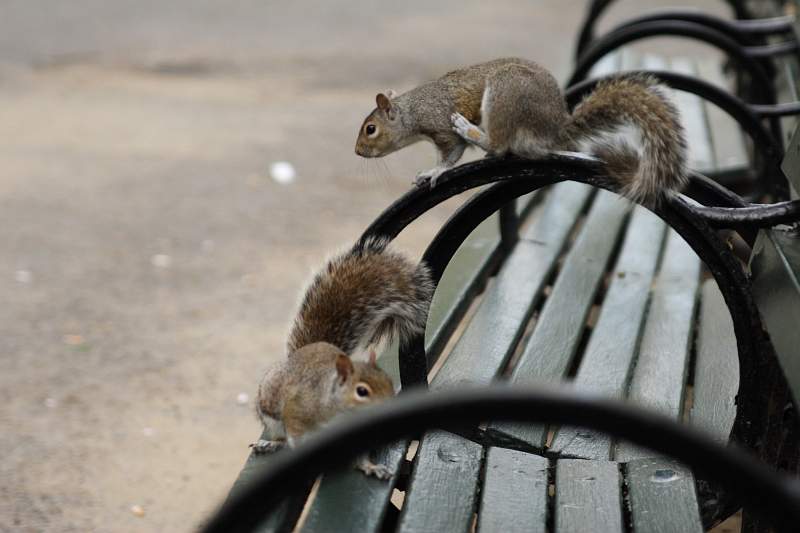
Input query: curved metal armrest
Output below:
<box><xmin>203</xmin><ymin>387</ymin><xmax>800</xmax><ymax>533</ymax></box>
<box><xmin>576</xmin><ymin>8</ymin><xmax>796</xmax><ymax>64</ymax></box>
<box><xmin>575</xmin><ymin>0</ymin><xmax>759</xmax><ymax>61</ymax></box>
<box><xmin>570</xmin><ymin>20</ymin><xmax>776</xmax><ymax>105</ymax></box>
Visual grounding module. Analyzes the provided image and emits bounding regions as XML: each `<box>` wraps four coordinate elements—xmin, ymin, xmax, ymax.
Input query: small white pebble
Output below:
<box><xmin>269</xmin><ymin>161</ymin><xmax>296</xmax><ymax>184</ymax></box>
<box><xmin>15</xmin><ymin>270</ymin><xmax>33</xmax><ymax>284</ymax></box>
<box><xmin>44</xmin><ymin>397</ymin><xmax>58</xmax><ymax>408</ymax></box>
<box><xmin>150</xmin><ymin>254</ymin><xmax>172</xmax><ymax>268</ymax></box>
<box><xmin>142</xmin><ymin>427</ymin><xmax>155</xmax><ymax>437</ymax></box>
<box><xmin>236</xmin><ymin>392</ymin><xmax>250</xmax><ymax>405</ymax></box>
<box><xmin>130</xmin><ymin>504</ymin><xmax>145</xmax><ymax>517</ymax></box>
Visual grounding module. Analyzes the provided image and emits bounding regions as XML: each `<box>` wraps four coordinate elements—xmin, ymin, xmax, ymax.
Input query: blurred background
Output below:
<box><xmin>1</xmin><ymin>1</ymin><xmax>729</xmax><ymax>531</ymax></box>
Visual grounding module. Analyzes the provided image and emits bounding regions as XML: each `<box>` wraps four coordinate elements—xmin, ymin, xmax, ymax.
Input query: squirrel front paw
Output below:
<box><xmin>250</xmin><ymin>439</ymin><xmax>286</xmax><ymax>454</ymax></box>
<box><xmin>356</xmin><ymin>459</ymin><xmax>395</xmax><ymax>480</ymax></box>
<box><xmin>414</xmin><ymin>167</ymin><xmax>445</xmax><ymax>188</ymax></box>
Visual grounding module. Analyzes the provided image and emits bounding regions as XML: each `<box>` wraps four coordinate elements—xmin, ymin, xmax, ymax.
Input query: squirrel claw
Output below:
<box><xmin>250</xmin><ymin>439</ymin><xmax>286</xmax><ymax>454</ymax></box>
<box><xmin>356</xmin><ymin>459</ymin><xmax>395</xmax><ymax>480</ymax></box>
<box><xmin>415</xmin><ymin>167</ymin><xmax>445</xmax><ymax>188</ymax></box>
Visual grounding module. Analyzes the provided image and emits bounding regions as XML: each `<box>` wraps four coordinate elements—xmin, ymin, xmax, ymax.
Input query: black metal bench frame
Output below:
<box><xmin>211</xmin><ymin>4</ymin><xmax>800</xmax><ymax>532</ymax></box>
<box><xmin>206</xmin><ymin>153</ymin><xmax>800</xmax><ymax>533</ymax></box>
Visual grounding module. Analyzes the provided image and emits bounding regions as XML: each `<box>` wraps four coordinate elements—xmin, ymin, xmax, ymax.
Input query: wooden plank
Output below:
<box><xmin>625</xmin><ymin>458</ymin><xmax>704</xmax><ymax>533</ymax></box>
<box><xmin>551</xmin><ymin>207</ymin><xmax>667</xmax><ymax>459</ymax></box>
<box><xmin>615</xmin><ymin>229</ymin><xmax>701</xmax><ymax>462</ymax></box>
<box><xmin>555</xmin><ymin>460</ymin><xmax>624</xmax><ymax>533</ymax></box>
<box><xmin>667</xmin><ymin>57</ymin><xmax>716</xmax><ymax>172</ymax></box>
<box><xmin>225</xmin><ymin>428</ymin><xmax>310</xmax><ymax>533</ymax></box>
<box><xmin>690</xmin><ymin>280</ymin><xmax>738</xmax><ymax>444</ymax></box>
<box><xmin>750</xmin><ymin>228</ymin><xmax>800</xmax><ymax>403</ymax></box>
<box><xmin>488</xmin><ymin>190</ymin><xmax>630</xmax><ymax>448</ymax></box>
<box><xmin>299</xmin><ymin>441</ymin><xmax>407</xmax><ymax>533</ymax></box>
<box><xmin>395</xmin><ymin>185</ymin><xmax>591</xmax><ymax>532</ymax></box>
<box><xmin>477</xmin><ymin>448</ymin><xmax>548</xmax><ymax>533</ymax></box>
<box><xmin>431</xmin><ymin>182</ymin><xmax>593</xmax><ymax>388</ymax></box>
<box><xmin>396</xmin><ymin>430</ymin><xmax>483</xmax><ymax>533</ymax></box>
<box><xmin>695</xmin><ymin>58</ymin><xmax>750</xmax><ymax>175</ymax></box>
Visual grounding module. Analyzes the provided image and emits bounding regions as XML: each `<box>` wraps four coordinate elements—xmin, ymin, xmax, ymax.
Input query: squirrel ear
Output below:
<box><xmin>376</xmin><ymin>93</ymin><xmax>392</xmax><ymax>112</ymax></box>
<box><xmin>368</xmin><ymin>350</ymin><xmax>377</xmax><ymax>367</ymax></box>
<box><xmin>335</xmin><ymin>354</ymin><xmax>354</xmax><ymax>384</ymax></box>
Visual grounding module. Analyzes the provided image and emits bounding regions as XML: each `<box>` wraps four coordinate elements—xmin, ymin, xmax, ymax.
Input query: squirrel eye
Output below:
<box><xmin>365</xmin><ymin>124</ymin><xmax>377</xmax><ymax>136</ymax></box>
<box><xmin>355</xmin><ymin>385</ymin><xmax>371</xmax><ymax>398</ymax></box>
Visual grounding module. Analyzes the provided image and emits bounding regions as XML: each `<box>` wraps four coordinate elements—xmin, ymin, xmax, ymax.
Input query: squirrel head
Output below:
<box><xmin>355</xmin><ymin>90</ymin><xmax>405</xmax><ymax>158</ymax></box>
<box><xmin>333</xmin><ymin>349</ymin><xmax>395</xmax><ymax>410</ymax></box>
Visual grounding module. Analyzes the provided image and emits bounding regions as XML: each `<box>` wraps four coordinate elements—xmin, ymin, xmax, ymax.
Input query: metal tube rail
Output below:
<box><xmin>574</xmin><ymin>0</ymin><xmax>759</xmax><ymax>60</ymax></box>
<box><xmin>202</xmin><ymin>387</ymin><xmax>800</xmax><ymax>533</ymax></box>
<box><xmin>569</xmin><ymin>20</ymin><xmax>775</xmax><ymax>105</ymax></box>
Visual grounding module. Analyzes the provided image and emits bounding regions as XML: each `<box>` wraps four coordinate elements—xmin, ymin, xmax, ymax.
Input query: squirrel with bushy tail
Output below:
<box><xmin>355</xmin><ymin>57</ymin><xmax>687</xmax><ymax>206</ymax></box>
<box><xmin>254</xmin><ymin>237</ymin><xmax>433</xmax><ymax>479</ymax></box>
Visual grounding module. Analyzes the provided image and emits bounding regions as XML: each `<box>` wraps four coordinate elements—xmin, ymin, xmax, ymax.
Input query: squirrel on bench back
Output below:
<box><xmin>254</xmin><ymin>237</ymin><xmax>433</xmax><ymax>478</ymax></box>
<box><xmin>355</xmin><ymin>57</ymin><xmax>687</xmax><ymax>206</ymax></box>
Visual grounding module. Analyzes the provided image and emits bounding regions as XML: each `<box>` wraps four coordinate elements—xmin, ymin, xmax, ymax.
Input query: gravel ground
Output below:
<box><xmin>0</xmin><ymin>1</ymin><xmax>737</xmax><ymax>532</ymax></box>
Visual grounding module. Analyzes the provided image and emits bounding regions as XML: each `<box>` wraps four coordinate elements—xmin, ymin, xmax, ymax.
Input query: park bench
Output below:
<box><xmin>218</xmin><ymin>2</ymin><xmax>800</xmax><ymax>532</ymax></box>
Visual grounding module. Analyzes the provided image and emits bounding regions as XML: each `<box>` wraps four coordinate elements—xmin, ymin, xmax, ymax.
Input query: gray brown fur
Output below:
<box><xmin>355</xmin><ymin>57</ymin><xmax>687</xmax><ymax>205</ymax></box>
<box><xmin>257</xmin><ymin>342</ymin><xmax>394</xmax><ymax>440</ymax></box>
<box><xmin>288</xmin><ymin>236</ymin><xmax>434</xmax><ymax>355</ymax></box>
<box><xmin>254</xmin><ymin>238</ymin><xmax>433</xmax><ymax>457</ymax></box>
<box><xmin>565</xmin><ymin>75</ymin><xmax>687</xmax><ymax>205</ymax></box>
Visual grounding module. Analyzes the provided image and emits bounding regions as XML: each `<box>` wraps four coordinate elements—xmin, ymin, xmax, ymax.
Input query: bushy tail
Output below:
<box><xmin>565</xmin><ymin>74</ymin><xmax>687</xmax><ymax>206</ymax></box>
<box><xmin>287</xmin><ymin>236</ymin><xmax>434</xmax><ymax>355</ymax></box>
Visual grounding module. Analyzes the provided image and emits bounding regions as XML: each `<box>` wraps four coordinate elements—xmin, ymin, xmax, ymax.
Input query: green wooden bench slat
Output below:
<box><xmin>615</xmin><ymin>229</ymin><xmax>701</xmax><ymax>462</ymax></box>
<box><xmin>488</xmin><ymin>190</ymin><xmax>630</xmax><ymax>448</ymax></box>
<box><xmin>667</xmin><ymin>57</ymin><xmax>716</xmax><ymax>172</ymax></box>
<box><xmin>299</xmin><ymin>441</ymin><xmax>408</xmax><ymax>533</ymax></box>
<box><xmin>751</xmin><ymin>228</ymin><xmax>800</xmax><ymax>403</ymax></box>
<box><xmin>397</xmin><ymin>185</ymin><xmax>591</xmax><ymax>532</ymax></box>
<box><xmin>432</xmin><ymin>182</ymin><xmax>594</xmax><ymax>389</ymax></box>
<box><xmin>397</xmin><ymin>430</ymin><xmax>483</xmax><ymax>533</ymax></box>
<box><xmin>225</xmin><ymin>427</ymin><xmax>309</xmax><ymax>533</ymax></box>
<box><xmin>690</xmin><ymin>280</ymin><xmax>738</xmax><ymax>444</ymax></box>
<box><xmin>625</xmin><ymin>458</ymin><xmax>704</xmax><ymax>533</ymax></box>
<box><xmin>695</xmin><ymin>59</ymin><xmax>750</xmax><ymax>175</ymax></box>
<box><xmin>477</xmin><ymin>448</ymin><xmax>548</xmax><ymax>533</ymax></box>
<box><xmin>550</xmin><ymin>207</ymin><xmax>667</xmax><ymax>459</ymax></box>
<box><xmin>555</xmin><ymin>460</ymin><xmax>624</xmax><ymax>533</ymax></box>
<box><xmin>378</xmin><ymin>213</ymin><xmax>503</xmax><ymax>384</ymax></box>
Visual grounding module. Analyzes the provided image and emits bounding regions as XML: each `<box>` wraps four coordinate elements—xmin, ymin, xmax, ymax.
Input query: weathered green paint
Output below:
<box><xmin>615</xmin><ymin>230</ymin><xmax>701</xmax><ymax>462</ymax></box>
<box><xmin>477</xmin><ymin>448</ymin><xmax>548</xmax><ymax>533</ymax></box>
<box><xmin>224</xmin><ymin>429</ymin><xmax>308</xmax><ymax>533</ymax></box>
<box><xmin>299</xmin><ymin>441</ymin><xmax>408</xmax><ymax>533</ymax></box>
<box><xmin>750</xmin><ymin>228</ymin><xmax>800</xmax><ymax>403</ymax></box>
<box><xmin>432</xmin><ymin>182</ymin><xmax>593</xmax><ymax>388</ymax></box>
<box><xmin>397</xmin><ymin>430</ymin><xmax>483</xmax><ymax>533</ymax></box>
<box><xmin>551</xmin><ymin>207</ymin><xmax>667</xmax><ymax>459</ymax></box>
<box><xmin>690</xmin><ymin>280</ymin><xmax>738</xmax><ymax>444</ymax></box>
<box><xmin>489</xmin><ymin>190</ymin><xmax>630</xmax><ymax>448</ymax></box>
<box><xmin>555</xmin><ymin>460</ymin><xmax>624</xmax><ymax>533</ymax></box>
<box><xmin>626</xmin><ymin>458</ymin><xmax>704</xmax><ymax>533</ymax></box>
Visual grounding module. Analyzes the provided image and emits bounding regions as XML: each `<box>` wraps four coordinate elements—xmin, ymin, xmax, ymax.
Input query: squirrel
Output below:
<box><xmin>253</xmin><ymin>236</ymin><xmax>434</xmax><ymax>479</ymax></box>
<box><xmin>354</xmin><ymin>57</ymin><xmax>687</xmax><ymax>206</ymax></box>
